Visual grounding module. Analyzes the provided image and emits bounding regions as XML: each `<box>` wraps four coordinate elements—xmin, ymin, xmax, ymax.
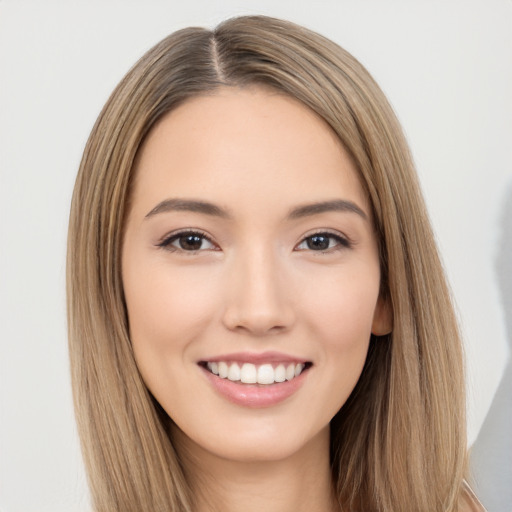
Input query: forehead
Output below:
<box><xmin>131</xmin><ymin>86</ymin><xmax>369</xmax><ymax>218</ymax></box>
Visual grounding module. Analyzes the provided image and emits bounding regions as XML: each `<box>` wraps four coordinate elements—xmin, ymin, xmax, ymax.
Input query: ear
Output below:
<box><xmin>371</xmin><ymin>295</ymin><xmax>393</xmax><ymax>336</ymax></box>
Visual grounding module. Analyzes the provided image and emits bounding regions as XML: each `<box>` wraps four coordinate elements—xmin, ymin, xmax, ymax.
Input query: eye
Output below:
<box><xmin>295</xmin><ymin>232</ymin><xmax>350</xmax><ymax>252</ymax></box>
<box><xmin>158</xmin><ymin>231</ymin><xmax>217</xmax><ymax>252</ymax></box>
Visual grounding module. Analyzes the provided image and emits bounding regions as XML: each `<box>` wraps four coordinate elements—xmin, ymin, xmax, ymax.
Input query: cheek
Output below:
<box><xmin>304</xmin><ymin>267</ymin><xmax>380</xmax><ymax>344</ymax></box>
<box><xmin>123</xmin><ymin>258</ymin><xmax>221</xmax><ymax>381</ymax></box>
<box><xmin>302</xmin><ymin>270</ymin><xmax>379</xmax><ymax>397</ymax></box>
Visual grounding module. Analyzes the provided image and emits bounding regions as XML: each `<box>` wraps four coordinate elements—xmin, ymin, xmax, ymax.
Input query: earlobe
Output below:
<box><xmin>371</xmin><ymin>296</ymin><xmax>393</xmax><ymax>336</ymax></box>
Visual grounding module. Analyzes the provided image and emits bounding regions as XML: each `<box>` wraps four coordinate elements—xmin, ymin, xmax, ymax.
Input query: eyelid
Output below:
<box><xmin>155</xmin><ymin>228</ymin><xmax>352</xmax><ymax>253</ymax></box>
<box><xmin>294</xmin><ymin>229</ymin><xmax>352</xmax><ymax>251</ymax></box>
<box><xmin>156</xmin><ymin>228</ymin><xmax>219</xmax><ymax>251</ymax></box>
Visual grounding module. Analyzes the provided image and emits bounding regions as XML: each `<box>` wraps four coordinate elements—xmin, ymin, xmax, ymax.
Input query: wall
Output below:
<box><xmin>0</xmin><ymin>1</ymin><xmax>510</xmax><ymax>510</ymax></box>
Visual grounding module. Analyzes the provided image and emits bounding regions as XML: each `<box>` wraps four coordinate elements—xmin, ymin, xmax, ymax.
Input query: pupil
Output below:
<box><xmin>180</xmin><ymin>235</ymin><xmax>202</xmax><ymax>250</ymax></box>
<box><xmin>308</xmin><ymin>235</ymin><xmax>329</xmax><ymax>250</ymax></box>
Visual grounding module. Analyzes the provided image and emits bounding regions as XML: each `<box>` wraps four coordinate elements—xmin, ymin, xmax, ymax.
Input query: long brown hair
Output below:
<box><xmin>67</xmin><ymin>15</ymin><xmax>467</xmax><ymax>511</ymax></box>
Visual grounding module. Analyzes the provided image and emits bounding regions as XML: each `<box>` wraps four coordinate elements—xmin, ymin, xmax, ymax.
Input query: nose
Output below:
<box><xmin>221</xmin><ymin>247</ymin><xmax>295</xmax><ymax>336</ymax></box>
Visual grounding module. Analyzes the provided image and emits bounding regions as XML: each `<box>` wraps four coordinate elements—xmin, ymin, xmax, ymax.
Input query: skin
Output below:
<box><xmin>122</xmin><ymin>87</ymin><xmax>391</xmax><ymax>512</ymax></box>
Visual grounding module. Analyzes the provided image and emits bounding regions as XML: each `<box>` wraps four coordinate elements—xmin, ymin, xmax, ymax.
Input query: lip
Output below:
<box><xmin>201</xmin><ymin>366</ymin><xmax>309</xmax><ymax>408</ymax></box>
<box><xmin>199</xmin><ymin>351</ymin><xmax>308</xmax><ymax>365</ymax></box>
<box><xmin>198</xmin><ymin>352</ymin><xmax>311</xmax><ymax>408</ymax></box>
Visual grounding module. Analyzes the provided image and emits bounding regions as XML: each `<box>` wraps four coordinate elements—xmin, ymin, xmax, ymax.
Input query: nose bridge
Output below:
<box><xmin>222</xmin><ymin>242</ymin><xmax>294</xmax><ymax>335</ymax></box>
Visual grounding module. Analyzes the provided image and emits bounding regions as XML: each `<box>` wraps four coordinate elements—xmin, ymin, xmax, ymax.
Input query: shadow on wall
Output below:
<box><xmin>470</xmin><ymin>180</ymin><xmax>512</xmax><ymax>512</ymax></box>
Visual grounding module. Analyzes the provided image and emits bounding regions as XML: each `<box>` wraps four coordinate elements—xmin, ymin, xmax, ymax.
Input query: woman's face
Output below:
<box><xmin>122</xmin><ymin>87</ymin><xmax>390</xmax><ymax>463</ymax></box>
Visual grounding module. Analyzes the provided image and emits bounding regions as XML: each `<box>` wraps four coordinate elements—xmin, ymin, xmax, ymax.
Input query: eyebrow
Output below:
<box><xmin>287</xmin><ymin>199</ymin><xmax>368</xmax><ymax>221</ymax></box>
<box><xmin>144</xmin><ymin>198</ymin><xmax>367</xmax><ymax>221</ymax></box>
<box><xmin>145</xmin><ymin>198</ymin><xmax>231</xmax><ymax>219</ymax></box>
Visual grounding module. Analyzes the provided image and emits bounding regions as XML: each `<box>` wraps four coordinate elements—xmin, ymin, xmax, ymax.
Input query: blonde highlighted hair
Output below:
<box><xmin>67</xmin><ymin>15</ymin><xmax>467</xmax><ymax>511</ymax></box>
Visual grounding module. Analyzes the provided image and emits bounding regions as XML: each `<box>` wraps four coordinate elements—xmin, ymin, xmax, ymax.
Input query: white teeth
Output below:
<box><xmin>240</xmin><ymin>363</ymin><xmax>257</xmax><ymax>384</ymax></box>
<box><xmin>257</xmin><ymin>364</ymin><xmax>275</xmax><ymax>385</ymax></box>
<box><xmin>227</xmin><ymin>362</ymin><xmax>241</xmax><ymax>381</ymax></box>
<box><xmin>218</xmin><ymin>361</ymin><xmax>228</xmax><ymax>379</ymax></box>
<box><xmin>207</xmin><ymin>362</ymin><xmax>219</xmax><ymax>375</ymax></box>
<box><xmin>206</xmin><ymin>361</ymin><xmax>306</xmax><ymax>385</ymax></box>
<box><xmin>274</xmin><ymin>364</ymin><xmax>286</xmax><ymax>382</ymax></box>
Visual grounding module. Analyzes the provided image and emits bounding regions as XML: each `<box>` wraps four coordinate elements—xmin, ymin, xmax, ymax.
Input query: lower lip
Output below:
<box><xmin>200</xmin><ymin>366</ymin><xmax>308</xmax><ymax>408</ymax></box>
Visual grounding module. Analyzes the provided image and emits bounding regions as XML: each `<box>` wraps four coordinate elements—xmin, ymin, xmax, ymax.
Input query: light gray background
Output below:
<box><xmin>0</xmin><ymin>1</ymin><xmax>510</xmax><ymax>511</ymax></box>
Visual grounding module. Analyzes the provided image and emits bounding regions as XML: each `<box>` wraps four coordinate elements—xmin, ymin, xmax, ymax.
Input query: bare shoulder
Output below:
<box><xmin>458</xmin><ymin>481</ymin><xmax>487</xmax><ymax>512</ymax></box>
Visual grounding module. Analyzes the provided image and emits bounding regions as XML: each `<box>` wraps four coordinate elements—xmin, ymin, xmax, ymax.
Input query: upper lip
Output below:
<box><xmin>199</xmin><ymin>351</ymin><xmax>310</xmax><ymax>365</ymax></box>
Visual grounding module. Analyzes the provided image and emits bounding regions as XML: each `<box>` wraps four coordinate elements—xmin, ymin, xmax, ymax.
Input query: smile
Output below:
<box><xmin>205</xmin><ymin>361</ymin><xmax>309</xmax><ymax>385</ymax></box>
<box><xmin>198</xmin><ymin>352</ymin><xmax>312</xmax><ymax>407</ymax></box>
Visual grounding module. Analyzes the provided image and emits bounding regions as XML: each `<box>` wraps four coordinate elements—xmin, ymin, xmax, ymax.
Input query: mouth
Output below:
<box><xmin>199</xmin><ymin>360</ymin><xmax>313</xmax><ymax>385</ymax></box>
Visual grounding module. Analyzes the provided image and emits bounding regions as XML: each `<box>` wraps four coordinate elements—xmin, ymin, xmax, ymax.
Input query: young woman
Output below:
<box><xmin>67</xmin><ymin>15</ymin><xmax>485</xmax><ymax>512</ymax></box>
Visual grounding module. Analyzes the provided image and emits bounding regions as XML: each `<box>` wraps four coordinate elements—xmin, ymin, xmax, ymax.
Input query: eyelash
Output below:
<box><xmin>295</xmin><ymin>231</ymin><xmax>352</xmax><ymax>252</ymax></box>
<box><xmin>157</xmin><ymin>230</ymin><xmax>217</xmax><ymax>253</ymax></box>
<box><xmin>156</xmin><ymin>230</ymin><xmax>352</xmax><ymax>253</ymax></box>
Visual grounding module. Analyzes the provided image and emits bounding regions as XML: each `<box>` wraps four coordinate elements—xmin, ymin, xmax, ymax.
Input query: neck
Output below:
<box><xmin>173</xmin><ymin>425</ymin><xmax>339</xmax><ymax>512</ymax></box>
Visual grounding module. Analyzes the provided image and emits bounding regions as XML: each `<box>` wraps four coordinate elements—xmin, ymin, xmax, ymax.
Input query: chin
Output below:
<box><xmin>170</xmin><ymin>415</ymin><xmax>330</xmax><ymax>465</ymax></box>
